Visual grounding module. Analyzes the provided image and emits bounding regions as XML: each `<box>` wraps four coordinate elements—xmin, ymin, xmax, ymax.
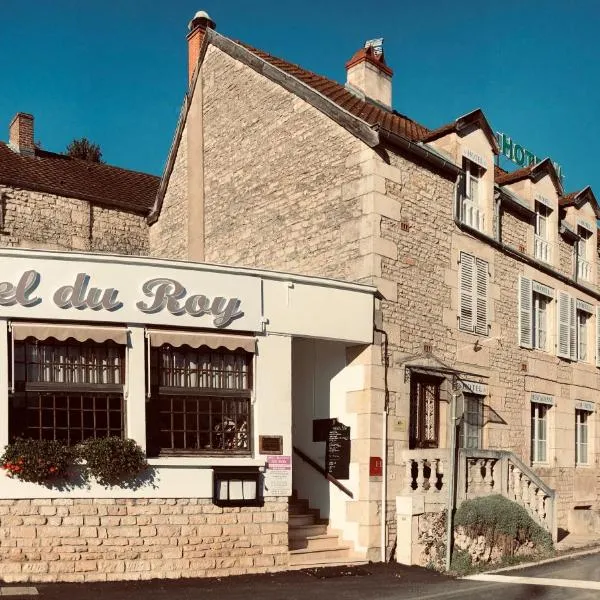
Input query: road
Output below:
<box><xmin>9</xmin><ymin>552</ymin><xmax>600</xmax><ymax>600</ymax></box>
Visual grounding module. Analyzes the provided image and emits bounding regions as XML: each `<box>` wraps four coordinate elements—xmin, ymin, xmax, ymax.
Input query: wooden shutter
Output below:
<box><xmin>459</xmin><ymin>253</ymin><xmax>474</xmax><ymax>332</ymax></box>
<box><xmin>518</xmin><ymin>277</ymin><xmax>532</xmax><ymax>348</ymax></box>
<box><xmin>570</xmin><ymin>296</ymin><xmax>577</xmax><ymax>361</ymax></box>
<box><xmin>557</xmin><ymin>291</ymin><xmax>571</xmax><ymax>359</ymax></box>
<box><xmin>596</xmin><ymin>306</ymin><xmax>600</xmax><ymax>367</ymax></box>
<box><xmin>474</xmin><ymin>258</ymin><xmax>488</xmax><ymax>336</ymax></box>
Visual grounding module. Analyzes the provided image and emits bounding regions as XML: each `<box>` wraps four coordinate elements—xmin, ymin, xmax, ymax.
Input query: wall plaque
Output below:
<box><xmin>325</xmin><ymin>421</ymin><xmax>351</xmax><ymax>480</ymax></box>
<box><xmin>259</xmin><ymin>435</ymin><xmax>283</xmax><ymax>455</ymax></box>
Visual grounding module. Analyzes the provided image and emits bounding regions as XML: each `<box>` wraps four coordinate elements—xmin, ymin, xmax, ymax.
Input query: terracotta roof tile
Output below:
<box><xmin>495</xmin><ymin>164</ymin><xmax>534</xmax><ymax>185</ymax></box>
<box><xmin>0</xmin><ymin>142</ymin><xmax>159</xmax><ymax>213</ymax></box>
<box><xmin>236</xmin><ymin>41</ymin><xmax>430</xmax><ymax>142</ymax></box>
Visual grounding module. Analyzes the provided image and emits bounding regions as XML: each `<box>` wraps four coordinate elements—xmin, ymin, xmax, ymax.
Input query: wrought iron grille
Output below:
<box><xmin>148</xmin><ymin>346</ymin><xmax>252</xmax><ymax>456</ymax></box>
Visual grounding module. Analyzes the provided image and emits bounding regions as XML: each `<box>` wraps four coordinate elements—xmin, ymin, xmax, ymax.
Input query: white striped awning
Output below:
<box><xmin>11</xmin><ymin>322</ymin><xmax>128</xmax><ymax>345</ymax></box>
<box><xmin>146</xmin><ymin>329</ymin><xmax>255</xmax><ymax>352</ymax></box>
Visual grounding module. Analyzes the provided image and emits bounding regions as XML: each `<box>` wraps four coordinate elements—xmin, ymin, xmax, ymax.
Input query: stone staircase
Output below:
<box><xmin>288</xmin><ymin>492</ymin><xmax>366</xmax><ymax>568</ymax></box>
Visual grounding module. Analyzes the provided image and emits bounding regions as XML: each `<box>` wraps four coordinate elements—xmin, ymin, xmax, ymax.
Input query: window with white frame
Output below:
<box><xmin>577</xmin><ymin>227</ymin><xmax>592</xmax><ymax>282</ymax></box>
<box><xmin>459</xmin><ymin>252</ymin><xmax>489</xmax><ymax>336</ymax></box>
<box><xmin>461</xmin><ymin>158</ymin><xmax>485</xmax><ymax>231</ymax></box>
<box><xmin>531</xmin><ymin>402</ymin><xmax>549</xmax><ymax>463</ymax></box>
<box><xmin>577</xmin><ymin>309</ymin><xmax>590</xmax><ymax>361</ymax></box>
<box><xmin>534</xmin><ymin>202</ymin><xmax>552</xmax><ymax>263</ymax></box>
<box><xmin>460</xmin><ymin>394</ymin><xmax>484</xmax><ymax>449</ymax></box>
<box><xmin>575</xmin><ymin>409</ymin><xmax>589</xmax><ymax>465</ymax></box>
<box><xmin>518</xmin><ymin>278</ymin><xmax>553</xmax><ymax>351</ymax></box>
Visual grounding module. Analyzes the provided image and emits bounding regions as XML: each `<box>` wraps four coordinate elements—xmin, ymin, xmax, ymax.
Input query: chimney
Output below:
<box><xmin>345</xmin><ymin>39</ymin><xmax>393</xmax><ymax>109</ymax></box>
<box><xmin>9</xmin><ymin>113</ymin><xmax>35</xmax><ymax>156</ymax></box>
<box><xmin>187</xmin><ymin>10</ymin><xmax>216</xmax><ymax>86</ymax></box>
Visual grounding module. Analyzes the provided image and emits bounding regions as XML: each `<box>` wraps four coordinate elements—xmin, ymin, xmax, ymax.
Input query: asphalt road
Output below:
<box><xmin>9</xmin><ymin>552</ymin><xmax>600</xmax><ymax>600</ymax></box>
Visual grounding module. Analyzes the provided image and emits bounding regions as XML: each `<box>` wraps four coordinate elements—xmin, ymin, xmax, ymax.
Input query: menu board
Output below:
<box><xmin>325</xmin><ymin>421</ymin><xmax>351</xmax><ymax>480</ymax></box>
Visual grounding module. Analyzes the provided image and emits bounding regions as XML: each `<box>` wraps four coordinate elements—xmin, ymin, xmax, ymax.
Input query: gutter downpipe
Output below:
<box><xmin>374</xmin><ymin>324</ymin><xmax>389</xmax><ymax>562</ymax></box>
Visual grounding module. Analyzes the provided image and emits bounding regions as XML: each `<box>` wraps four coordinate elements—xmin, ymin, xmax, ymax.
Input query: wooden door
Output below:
<box><xmin>409</xmin><ymin>376</ymin><xmax>440</xmax><ymax>449</ymax></box>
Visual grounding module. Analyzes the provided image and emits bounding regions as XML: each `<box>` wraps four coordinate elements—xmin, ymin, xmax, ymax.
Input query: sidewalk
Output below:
<box><xmin>8</xmin><ymin>563</ymin><xmax>454</xmax><ymax>600</ymax></box>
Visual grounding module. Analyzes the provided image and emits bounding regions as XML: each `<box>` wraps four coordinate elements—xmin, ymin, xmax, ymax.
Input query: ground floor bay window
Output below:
<box><xmin>146</xmin><ymin>340</ymin><xmax>253</xmax><ymax>457</ymax></box>
<box><xmin>9</xmin><ymin>337</ymin><xmax>125</xmax><ymax>443</ymax></box>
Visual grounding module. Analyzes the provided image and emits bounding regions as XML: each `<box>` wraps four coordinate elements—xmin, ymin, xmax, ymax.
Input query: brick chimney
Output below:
<box><xmin>187</xmin><ymin>10</ymin><xmax>216</xmax><ymax>86</ymax></box>
<box><xmin>9</xmin><ymin>113</ymin><xmax>35</xmax><ymax>156</ymax></box>
<box><xmin>346</xmin><ymin>39</ymin><xmax>393</xmax><ymax>108</ymax></box>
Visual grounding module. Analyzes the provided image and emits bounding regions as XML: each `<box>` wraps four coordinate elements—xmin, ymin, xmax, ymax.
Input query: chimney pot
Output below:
<box><xmin>9</xmin><ymin>113</ymin><xmax>35</xmax><ymax>156</ymax></box>
<box><xmin>187</xmin><ymin>10</ymin><xmax>216</xmax><ymax>87</ymax></box>
<box><xmin>345</xmin><ymin>41</ymin><xmax>393</xmax><ymax>109</ymax></box>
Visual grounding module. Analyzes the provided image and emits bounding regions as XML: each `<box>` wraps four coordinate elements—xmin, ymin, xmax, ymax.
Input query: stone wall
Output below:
<box><xmin>0</xmin><ymin>498</ymin><xmax>288</xmax><ymax>583</ymax></box>
<box><xmin>0</xmin><ymin>185</ymin><xmax>148</xmax><ymax>255</ymax></box>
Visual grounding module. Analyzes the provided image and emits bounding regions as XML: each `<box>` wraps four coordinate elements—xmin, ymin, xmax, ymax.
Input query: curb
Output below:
<box><xmin>0</xmin><ymin>588</ymin><xmax>38</xmax><ymax>597</ymax></box>
<box><xmin>480</xmin><ymin>545</ymin><xmax>600</xmax><ymax>574</ymax></box>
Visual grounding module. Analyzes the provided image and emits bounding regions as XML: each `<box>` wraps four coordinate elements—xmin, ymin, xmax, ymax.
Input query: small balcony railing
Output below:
<box><xmin>534</xmin><ymin>235</ymin><xmax>551</xmax><ymax>263</ymax></box>
<box><xmin>461</xmin><ymin>198</ymin><xmax>484</xmax><ymax>232</ymax></box>
<box><xmin>577</xmin><ymin>257</ymin><xmax>592</xmax><ymax>282</ymax></box>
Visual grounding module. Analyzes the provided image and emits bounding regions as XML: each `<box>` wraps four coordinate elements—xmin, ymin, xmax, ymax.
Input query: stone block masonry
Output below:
<box><xmin>0</xmin><ymin>498</ymin><xmax>288</xmax><ymax>583</ymax></box>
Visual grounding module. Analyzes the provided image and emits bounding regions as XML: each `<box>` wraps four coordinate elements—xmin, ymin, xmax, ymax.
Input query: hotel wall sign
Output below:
<box><xmin>496</xmin><ymin>132</ymin><xmax>564</xmax><ymax>181</ymax></box>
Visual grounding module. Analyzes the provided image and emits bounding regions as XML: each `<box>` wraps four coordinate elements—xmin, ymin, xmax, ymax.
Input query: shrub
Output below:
<box><xmin>454</xmin><ymin>494</ymin><xmax>553</xmax><ymax>555</ymax></box>
<box><xmin>0</xmin><ymin>438</ymin><xmax>73</xmax><ymax>485</ymax></box>
<box><xmin>78</xmin><ymin>437</ymin><xmax>148</xmax><ymax>487</ymax></box>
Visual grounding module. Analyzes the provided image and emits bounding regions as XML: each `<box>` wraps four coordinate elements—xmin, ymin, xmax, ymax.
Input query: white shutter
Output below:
<box><xmin>596</xmin><ymin>306</ymin><xmax>600</xmax><ymax>367</ymax></box>
<box><xmin>474</xmin><ymin>259</ymin><xmax>489</xmax><ymax>336</ymax></box>
<box><xmin>459</xmin><ymin>253</ymin><xmax>475</xmax><ymax>332</ymax></box>
<box><xmin>518</xmin><ymin>277</ymin><xmax>533</xmax><ymax>348</ymax></box>
<box><xmin>570</xmin><ymin>296</ymin><xmax>577</xmax><ymax>361</ymax></box>
<box><xmin>557</xmin><ymin>291</ymin><xmax>571</xmax><ymax>359</ymax></box>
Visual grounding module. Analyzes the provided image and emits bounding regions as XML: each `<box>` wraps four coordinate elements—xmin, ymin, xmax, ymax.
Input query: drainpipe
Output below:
<box><xmin>444</xmin><ymin>388</ymin><xmax>458</xmax><ymax>572</ymax></box>
<box><xmin>374</xmin><ymin>324</ymin><xmax>389</xmax><ymax>562</ymax></box>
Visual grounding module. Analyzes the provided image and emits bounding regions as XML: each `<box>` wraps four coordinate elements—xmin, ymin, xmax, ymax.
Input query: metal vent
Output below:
<box><xmin>364</xmin><ymin>38</ymin><xmax>384</xmax><ymax>56</ymax></box>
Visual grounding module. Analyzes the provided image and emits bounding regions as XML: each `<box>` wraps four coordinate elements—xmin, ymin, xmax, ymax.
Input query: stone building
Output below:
<box><xmin>148</xmin><ymin>11</ymin><xmax>600</xmax><ymax>565</ymax></box>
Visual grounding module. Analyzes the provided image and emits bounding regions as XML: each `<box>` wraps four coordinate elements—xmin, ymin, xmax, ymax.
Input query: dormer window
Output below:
<box><xmin>534</xmin><ymin>202</ymin><xmax>552</xmax><ymax>263</ymax></box>
<box><xmin>576</xmin><ymin>227</ymin><xmax>592</xmax><ymax>282</ymax></box>
<box><xmin>461</xmin><ymin>158</ymin><xmax>485</xmax><ymax>232</ymax></box>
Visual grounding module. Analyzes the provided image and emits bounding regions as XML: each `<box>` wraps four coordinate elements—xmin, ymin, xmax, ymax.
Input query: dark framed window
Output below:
<box><xmin>10</xmin><ymin>338</ymin><xmax>125</xmax><ymax>443</ymax></box>
<box><xmin>409</xmin><ymin>375</ymin><xmax>441</xmax><ymax>449</ymax></box>
<box><xmin>146</xmin><ymin>345</ymin><xmax>253</xmax><ymax>457</ymax></box>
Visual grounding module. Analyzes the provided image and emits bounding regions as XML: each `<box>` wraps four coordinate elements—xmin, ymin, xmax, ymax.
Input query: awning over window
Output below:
<box><xmin>147</xmin><ymin>329</ymin><xmax>256</xmax><ymax>353</ymax></box>
<box><xmin>11</xmin><ymin>322</ymin><xmax>129</xmax><ymax>345</ymax></box>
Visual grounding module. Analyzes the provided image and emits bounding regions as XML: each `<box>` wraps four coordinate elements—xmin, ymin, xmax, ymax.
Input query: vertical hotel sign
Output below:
<box><xmin>496</xmin><ymin>132</ymin><xmax>564</xmax><ymax>182</ymax></box>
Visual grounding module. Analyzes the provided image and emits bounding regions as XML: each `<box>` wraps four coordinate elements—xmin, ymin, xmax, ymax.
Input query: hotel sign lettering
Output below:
<box><xmin>0</xmin><ymin>270</ymin><xmax>243</xmax><ymax>328</ymax></box>
<box><xmin>496</xmin><ymin>132</ymin><xmax>564</xmax><ymax>181</ymax></box>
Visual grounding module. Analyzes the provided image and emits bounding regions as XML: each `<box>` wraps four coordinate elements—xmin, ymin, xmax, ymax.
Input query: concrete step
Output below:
<box><xmin>289</xmin><ymin>513</ymin><xmax>316</xmax><ymax>527</ymax></box>
<box><xmin>288</xmin><ymin>523</ymin><xmax>329</xmax><ymax>539</ymax></box>
<box><xmin>289</xmin><ymin>534</ymin><xmax>342</xmax><ymax>551</ymax></box>
<box><xmin>287</xmin><ymin>556</ymin><xmax>368</xmax><ymax>570</ymax></box>
<box><xmin>289</xmin><ymin>544</ymin><xmax>353</xmax><ymax>566</ymax></box>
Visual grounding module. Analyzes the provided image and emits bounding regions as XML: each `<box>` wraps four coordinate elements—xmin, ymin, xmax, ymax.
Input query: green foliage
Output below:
<box><xmin>65</xmin><ymin>137</ymin><xmax>103</xmax><ymax>163</ymax></box>
<box><xmin>78</xmin><ymin>437</ymin><xmax>148</xmax><ymax>488</ymax></box>
<box><xmin>449</xmin><ymin>549</ymin><xmax>472</xmax><ymax>574</ymax></box>
<box><xmin>1</xmin><ymin>438</ymin><xmax>72</xmax><ymax>485</ymax></box>
<box><xmin>455</xmin><ymin>494</ymin><xmax>553</xmax><ymax>553</ymax></box>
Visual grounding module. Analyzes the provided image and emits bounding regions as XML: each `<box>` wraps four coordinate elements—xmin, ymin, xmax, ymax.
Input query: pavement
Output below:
<box><xmin>2</xmin><ymin>549</ymin><xmax>600</xmax><ymax>599</ymax></box>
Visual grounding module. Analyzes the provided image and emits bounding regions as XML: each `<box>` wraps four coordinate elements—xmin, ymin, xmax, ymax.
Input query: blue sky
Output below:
<box><xmin>1</xmin><ymin>0</ymin><xmax>599</xmax><ymax>195</ymax></box>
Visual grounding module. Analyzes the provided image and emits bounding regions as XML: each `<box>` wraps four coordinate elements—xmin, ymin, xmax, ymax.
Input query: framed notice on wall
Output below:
<box><xmin>325</xmin><ymin>421</ymin><xmax>351</xmax><ymax>480</ymax></box>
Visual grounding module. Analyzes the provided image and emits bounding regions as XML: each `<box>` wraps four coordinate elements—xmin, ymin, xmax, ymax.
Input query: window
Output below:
<box><xmin>409</xmin><ymin>376</ymin><xmax>441</xmax><ymax>449</ymax></box>
<box><xmin>577</xmin><ymin>228</ymin><xmax>592</xmax><ymax>281</ymax></box>
<box><xmin>533</xmin><ymin>294</ymin><xmax>548</xmax><ymax>351</ymax></box>
<box><xmin>460</xmin><ymin>394</ymin><xmax>483</xmax><ymax>449</ymax></box>
<box><xmin>575</xmin><ymin>410</ymin><xmax>589</xmax><ymax>465</ymax></box>
<box><xmin>461</xmin><ymin>159</ymin><xmax>485</xmax><ymax>231</ymax></box>
<box><xmin>146</xmin><ymin>345</ymin><xmax>252</xmax><ymax>456</ymax></box>
<box><xmin>518</xmin><ymin>278</ymin><xmax>553</xmax><ymax>351</ymax></box>
<box><xmin>10</xmin><ymin>339</ymin><xmax>125</xmax><ymax>444</ymax></box>
<box><xmin>531</xmin><ymin>403</ymin><xmax>548</xmax><ymax>463</ymax></box>
<box><xmin>534</xmin><ymin>202</ymin><xmax>551</xmax><ymax>263</ymax></box>
<box><xmin>577</xmin><ymin>310</ymin><xmax>589</xmax><ymax>361</ymax></box>
<box><xmin>459</xmin><ymin>252</ymin><xmax>489</xmax><ymax>335</ymax></box>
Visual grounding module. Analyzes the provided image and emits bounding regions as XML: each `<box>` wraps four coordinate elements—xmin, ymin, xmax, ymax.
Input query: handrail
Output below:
<box><xmin>293</xmin><ymin>445</ymin><xmax>354</xmax><ymax>499</ymax></box>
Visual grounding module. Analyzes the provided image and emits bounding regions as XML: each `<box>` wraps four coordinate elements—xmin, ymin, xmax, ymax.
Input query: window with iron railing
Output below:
<box><xmin>576</xmin><ymin>227</ymin><xmax>592</xmax><ymax>282</ymax></box>
<box><xmin>534</xmin><ymin>202</ymin><xmax>552</xmax><ymax>263</ymax></box>
<box><xmin>146</xmin><ymin>345</ymin><xmax>252</xmax><ymax>456</ymax></box>
<box><xmin>460</xmin><ymin>159</ymin><xmax>485</xmax><ymax>232</ymax></box>
<box><xmin>10</xmin><ymin>339</ymin><xmax>125</xmax><ymax>444</ymax></box>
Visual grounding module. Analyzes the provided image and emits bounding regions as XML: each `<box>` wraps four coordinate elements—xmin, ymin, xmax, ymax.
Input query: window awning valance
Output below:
<box><xmin>11</xmin><ymin>322</ymin><xmax>129</xmax><ymax>345</ymax></box>
<box><xmin>146</xmin><ymin>329</ymin><xmax>256</xmax><ymax>353</ymax></box>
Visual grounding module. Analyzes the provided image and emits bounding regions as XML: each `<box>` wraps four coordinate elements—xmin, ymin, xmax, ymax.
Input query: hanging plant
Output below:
<box><xmin>77</xmin><ymin>437</ymin><xmax>148</xmax><ymax>488</ymax></box>
<box><xmin>1</xmin><ymin>438</ymin><xmax>73</xmax><ymax>485</ymax></box>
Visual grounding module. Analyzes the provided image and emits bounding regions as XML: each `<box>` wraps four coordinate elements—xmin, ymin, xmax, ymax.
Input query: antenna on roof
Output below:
<box><xmin>364</xmin><ymin>38</ymin><xmax>384</xmax><ymax>56</ymax></box>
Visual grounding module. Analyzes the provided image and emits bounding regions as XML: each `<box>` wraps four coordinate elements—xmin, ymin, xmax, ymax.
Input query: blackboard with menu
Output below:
<box><xmin>325</xmin><ymin>421</ymin><xmax>351</xmax><ymax>480</ymax></box>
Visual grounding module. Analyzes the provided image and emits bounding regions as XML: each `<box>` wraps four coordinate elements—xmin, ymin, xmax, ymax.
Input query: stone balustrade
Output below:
<box><xmin>399</xmin><ymin>448</ymin><xmax>556</xmax><ymax>539</ymax></box>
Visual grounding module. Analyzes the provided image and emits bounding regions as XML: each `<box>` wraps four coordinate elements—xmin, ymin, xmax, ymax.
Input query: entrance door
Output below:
<box><xmin>409</xmin><ymin>375</ymin><xmax>441</xmax><ymax>449</ymax></box>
